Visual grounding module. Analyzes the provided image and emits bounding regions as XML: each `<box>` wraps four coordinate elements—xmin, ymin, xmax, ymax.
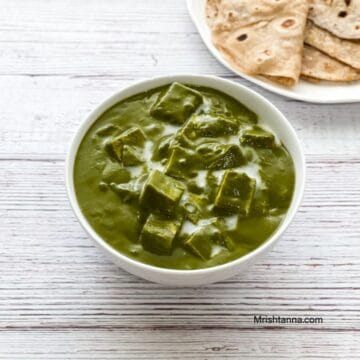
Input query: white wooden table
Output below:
<box><xmin>1</xmin><ymin>1</ymin><xmax>359</xmax><ymax>358</ymax></box>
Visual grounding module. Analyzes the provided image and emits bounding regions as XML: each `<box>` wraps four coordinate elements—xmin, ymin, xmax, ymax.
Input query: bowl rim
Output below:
<box><xmin>65</xmin><ymin>74</ymin><xmax>306</xmax><ymax>276</ymax></box>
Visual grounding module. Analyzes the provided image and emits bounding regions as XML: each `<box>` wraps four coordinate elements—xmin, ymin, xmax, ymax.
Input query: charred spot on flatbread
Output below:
<box><xmin>282</xmin><ymin>19</ymin><xmax>296</xmax><ymax>28</ymax></box>
<box><xmin>237</xmin><ymin>34</ymin><xmax>248</xmax><ymax>41</ymax></box>
<box><xmin>338</xmin><ymin>11</ymin><xmax>348</xmax><ymax>17</ymax></box>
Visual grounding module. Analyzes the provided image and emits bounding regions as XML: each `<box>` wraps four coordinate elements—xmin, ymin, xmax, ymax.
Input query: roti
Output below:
<box><xmin>206</xmin><ymin>0</ymin><xmax>221</xmax><ymax>27</ymax></box>
<box><xmin>308</xmin><ymin>0</ymin><xmax>360</xmax><ymax>39</ymax></box>
<box><xmin>210</xmin><ymin>0</ymin><xmax>309</xmax><ymax>87</ymax></box>
<box><xmin>305</xmin><ymin>21</ymin><xmax>360</xmax><ymax>69</ymax></box>
<box><xmin>301</xmin><ymin>45</ymin><xmax>360</xmax><ymax>81</ymax></box>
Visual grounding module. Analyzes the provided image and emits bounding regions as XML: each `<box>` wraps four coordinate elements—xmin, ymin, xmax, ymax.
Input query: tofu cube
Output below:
<box><xmin>184</xmin><ymin>227</ymin><xmax>213</xmax><ymax>260</ymax></box>
<box><xmin>122</xmin><ymin>145</ymin><xmax>144</xmax><ymax>166</ymax></box>
<box><xmin>241</xmin><ymin>127</ymin><xmax>275</xmax><ymax>148</ymax></box>
<box><xmin>150</xmin><ymin>82</ymin><xmax>203</xmax><ymax>124</ymax></box>
<box><xmin>109</xmin><ymin>136</ymin><xmax>123</xmax><ymax>161</ymax></box>
<box><xmin>197</xmin><ymin>143</ymin><xmax>245</xmax><ymax>170</ymax></box>
<box><xmin>184</xmin><ymin>114</ymin><xmax>239</xmax><ymax>139</ymax></box>
<box><xmin>118</xmin><ymin>127</ymin><xmax>146</xmax><ymax>146</ymax></box>
<box><xmin>110</xmin><ymin>174</ymin><xmax>148</xmax><ymax>202</ymax></box>
<box><xmin>140</xmin><ymin>214</ymin><xmax>181</xmax><ymax>255</ymax></box>
<box><xmin>222</xmin><ymin>235</ymin><xmax>235</xmax><ymax>251</ymax></box>
<box><xmin>205</xmin><ymin>219</ymin><xmax>235</xmax><ymax>250</ymax></box>
<box><xmin>251</xmin><ymin>189</ymin><xmax>270</xmax><ymax>216</ymax></box>
<box><xmin>101</xmin><ymin>161</ymin><xmax>131</xmax><ymax>184</ymax></box>
<box><xmin>110</xmin><ymin>127</ymin><xmax>146</xmax><ymax>161</ymax></box>
<box><xmin>140</xmin><ymin>170</ymin><xmax>185</xmax><ymax>216</ymax></box>
<box><xmin>165</xmin><ymin>146</ymin><xmax>199</xmax><ymax>179</ymax></box>
<box><xmin>152</xmin><ymin>134</ymin><xmax>174</xmax><ymax>161</ymax></box>
<box><xmin>182</xmin><ymin>193</ymin><xmax>208</xmax><ymax>224</ymax></box>
<box><xmin>214</xmin><ymin>171</ymin><xmax>256</xmax><ymax>215</ymax></box>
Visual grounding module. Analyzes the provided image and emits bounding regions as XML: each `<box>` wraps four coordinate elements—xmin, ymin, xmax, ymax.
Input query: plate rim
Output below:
<box><xmin>186</xmin><ymin>0</ymin><xmax>360</xmax><ymax>104</ymax></box>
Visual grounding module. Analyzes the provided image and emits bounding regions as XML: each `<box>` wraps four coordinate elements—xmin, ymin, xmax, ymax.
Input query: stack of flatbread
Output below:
<box><xmin>206</xmin><ymin>0</ymin><xmax>360</xmax><ymax>86</ymax></box>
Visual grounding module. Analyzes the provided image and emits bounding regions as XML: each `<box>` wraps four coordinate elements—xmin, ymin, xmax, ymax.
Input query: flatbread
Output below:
<box><xmin>301</xmin><ymin>45</ymin><xmax>360</xmax><ymax>81</ymax></box>
<box><xmin>210</xmin><ymin>0</ymin><xmax>309</xmax><ymax>87</ymax></box>
<box><xmin>308</xmin><ymin>0</ymin><xmax>360</xmax><ymax>40</ymax></box>
<box><xmin>300</xmin><ymin>74</ymin><xmax>322</xmax><ymax>83</ymax></box>
<box><xmin>305</xmin><ymin>21</ymin><xmax>360</xmax><ymax>69</ymax></box>
<box><xmin>206</xmin><ymin>0</ymin><xmax>221</xmax><ymax>27</ymax></box>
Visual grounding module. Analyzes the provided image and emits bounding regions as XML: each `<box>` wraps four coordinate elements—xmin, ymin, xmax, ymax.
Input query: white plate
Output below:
<box><xmin>187</xmin><ymin>0</ymin><xmax>360</xmax><ymax>104</ymax></box>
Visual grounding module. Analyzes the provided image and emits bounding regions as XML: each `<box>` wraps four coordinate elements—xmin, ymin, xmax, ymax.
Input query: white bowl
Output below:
<box><xmin>66</xmin><ymin>75</ymin><xmax>306</xmax><ymax>287</ymax></box>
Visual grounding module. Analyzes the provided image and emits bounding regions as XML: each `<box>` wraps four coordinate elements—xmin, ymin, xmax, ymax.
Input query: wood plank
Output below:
<box><xmin>0</xmin><ymin>156</ymin><xmax>359</xmax><ymax>332</ymax></box>
<box><xmin>0</xmin><ymin>76</ymin><xmax>359</xmax><ymax>157</ymax></box>
<box><xmin>0</xmin><ymin>329</ymin><xmax>358</xmax><ymax>359</ymax></box>
<box><xmin>0</xmin><ymin>0</ymin><xmax>359</xmax><ymax>358</ymax></box>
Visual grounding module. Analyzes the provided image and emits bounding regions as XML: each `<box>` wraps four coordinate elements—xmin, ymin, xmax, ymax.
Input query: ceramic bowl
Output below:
<box><xmin>66</xmin><ymin>75</ymin><xmax>306</xmax><ymax>286</ymax></box>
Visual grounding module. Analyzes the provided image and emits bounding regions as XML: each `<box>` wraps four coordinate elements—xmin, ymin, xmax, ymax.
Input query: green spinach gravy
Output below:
<box><xmin>74</xmin><ymin>83</ymin><xmax>295</xmax><ymax>269</ymax></box>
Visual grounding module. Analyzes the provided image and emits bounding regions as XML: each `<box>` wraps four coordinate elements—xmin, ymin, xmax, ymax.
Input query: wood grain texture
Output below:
<box><xmin>0</xmin><ymin>0</ymin><xmax>359</xmax><ymax>359</ymax></box>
